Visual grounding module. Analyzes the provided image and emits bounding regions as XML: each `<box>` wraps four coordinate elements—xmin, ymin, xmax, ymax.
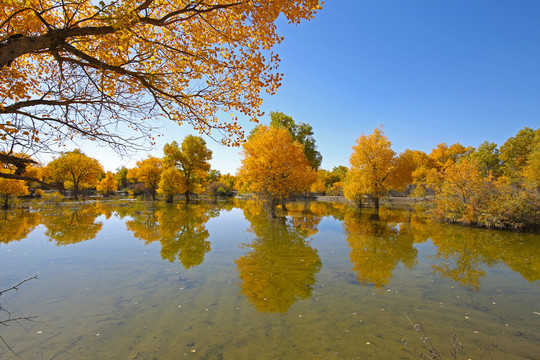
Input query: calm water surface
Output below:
<box><xmin>0</xmin><ymin>200</ymin><xmax>539</xmax><ymax>359</ymax></box>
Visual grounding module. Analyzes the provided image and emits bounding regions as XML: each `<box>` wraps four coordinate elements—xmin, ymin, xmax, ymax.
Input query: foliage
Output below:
<box><xmin>96</xmin><ymin>172</ymin><xmax>117</xmax><ymax>196</ymax></box>
<box><xmin>0</xmin><ymin>170</ymin><xmax>29</xmax><ymax>208</ymax></box>
<box><xmin>268</xmin><ymin>111</ymin><xmax>322</xmax><ymax>169</ymax></box>
<box><xmin>238</xmin><ymin>125</ymin><xmax>317</xmax><ymax>217</ymax></box>
<box><xmin>127</xmin><ymin>156</ymin><xmax>162</xmax><ymax>200</ymax></box>
<box><xmin>499</xmin><ymin>127</ymin><xmax>539</xmax><ymax>182</ymax></box>
<box><xmin>157</xmin><ymin>167</ymin><xmax>187</xmax><ymax>202</ymax></box>
<box><xmin>430</xmin><ymin>159</ymin><xmax>539</xmax><ymax>230</ymax></box>
<box><xmin>163</xmin><ymin>135</ymin><xmax>212</xmax><ymax>202</ymax></box>
<box><xmin>0</xmin><ymin>0</ymin><xmax>322</xmax><ymax>173</ymax></box>
<box><xmin>114</xmin><ymin>166</ymin><xmax>129</xmax><ymax>190</ymax></box>
<box><xmin>344</xmin><ymin>126</ymin><xmax>408</xmax><ymax>208</ymax></box>
<box><xmin>45</xmin><ymin>149</ymin><xmax>104</xmax><ymax>200</ymax></box>
<box><xmin>468</xmin><ymin>141</ymin><xmax>502</xmax><ymax>176</ymax></box>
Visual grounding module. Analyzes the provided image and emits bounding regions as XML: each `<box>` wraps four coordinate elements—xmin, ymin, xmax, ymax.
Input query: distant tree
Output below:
<box><xmin>0</xmin><ymin>172</ymin><xmax>29</xmax><ymax>208</ymax></box>
<box><xmin>310</xmin><ymin>170</ymin><xmax>328</xmax><ymax>194</ymax></box>
<box><xmin>127</xmin><ymin>156</ymin><xmax>163</xmax><ymax>200</ymax></box>
<box><xmin>499</xmin><ymin>127</ymin><xmax>540</xmax><ymax>182</ymax></box>
<box><xmin>114</xmin><ymin>166</ymin><xmax>129</xmax><ymax>190</ymax></box>
<box><xmin>468</xmin><ymin>141</ymin><xmax>502</xmax><ymax>176</ymax></box>
<box><xmin>163</xmin><ymin>135</ymin><xmax>212</xmax><ymax>202</ymax></box>
<box><xmin>522</xmin><ymin>131</ymin><xmax>540</xmax><ymax>188</ymax></box>
<box><xmin>269</xmin><ymin>112</ymin><xmax>323</xmax><ymax>169</ymax></box>
<box><xmin>45</xmin><ymin>149</ymin><xmax>103</xmax><ymax>200</ymax></box>
<box><xmin>158</xmin><ymin>168</ymin><xmax>187</xmax><ymax>203</ymax></box>
<box><xmin>344</xmin><ymin>126</ymin><xmax>407</xmax><ymax>209</ymax></box>
<box><xmin>429</xmin><ymin>142</ymin><xmax>474</xmax><ymax>170</ymax></box>
<box><xmin>96</xmin><ymin>172</ymin><xmax>118</xmax><ymax>197</ymax></box>
<box><xmin>326</xmin><ymin>166</ymin><xmax>348</xmax><ymax>188</ymax></box>
<box><xmin>238</xmin><ymin>125</ymin><xmax>316</xmax><ymax>217</ymax></box>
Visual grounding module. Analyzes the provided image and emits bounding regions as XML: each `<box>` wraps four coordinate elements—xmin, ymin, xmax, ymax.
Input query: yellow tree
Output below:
<box><xmin>0</xmin><ymin>170</ymin><xmax>29</xmax><ymax>208</ymax></box>
<box><xmin>344</xmin><ymin>126</ymin><xmax>406</xmax><ymax>209</ymax></box>
<box><xmin>96</xmin><ymin>172</ymin><xmax>118</xmax><ymax>197</ymax></box>
<box><xmin>157</xmin><ymin>167</ymin><xmax>187</xmax><ymax>203</ymax></box>
<box><xmin>0</xmin><ymin>0</ymin><xmax>321</xmax><ymax>175</ymax></box>
<box><xmin>238</xmin><ymin>125</ymin><xmax>316</xmax><ymax>217</ymax></box>
<box><xmin>163</xmin><ymin>135</ymin><xmax>212</xmax><ymax>202</ymax></box>
<box><xmin>45</xmin><ymin>149</ymin><xmax>104</xmax><ymax>200</ymax></box>
<box><xmin>127</xmin><ymin>156</ymin><xmax>162</xmax><ymax>200</ymax></box>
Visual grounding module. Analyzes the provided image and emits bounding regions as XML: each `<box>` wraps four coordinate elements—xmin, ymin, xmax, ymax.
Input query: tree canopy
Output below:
<box><xmin>163</xmin><ymin>135</ymin><xmax>212</xmax><ymax>202</ymax></box>
<box><xmin>344</xmin><ymin>126</ymin><xmax>408</xmax><ymax>209</ymax></box>
<box><xmin>269</xmin><ymin>111</ymin><xmax>322</xmax><ymax>169</ymax></box>
<box><xmin>0</xmin><ymin>0</ymin><xmax>321</xmax><ymax>177</ymax></box>
<box><xmin>45</xmin><ymin>149</ymin><xmax>103</xmax><ymax>200</ymax></box>
<box><xmin>238</xmin><ymin>125</ymin><xmax>316</xmax><ymax>217</ymax></box>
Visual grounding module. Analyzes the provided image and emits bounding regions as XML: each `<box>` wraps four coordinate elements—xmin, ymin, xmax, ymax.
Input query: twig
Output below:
<box><xmin>0</xmin><ymin>276</ymin><xmax>38</xmax><ymax>296</ymax></box>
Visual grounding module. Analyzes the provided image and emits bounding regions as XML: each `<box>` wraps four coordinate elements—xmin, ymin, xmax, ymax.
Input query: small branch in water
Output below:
<box><xmin>0</xmin><ymin>275</ymin><xmax>38</xmax><ymax>359</ymax></box>
<box><xmin>0</xmin><ymin>276</ymin><xmax>38</xmax><ymax>296</ymax></box>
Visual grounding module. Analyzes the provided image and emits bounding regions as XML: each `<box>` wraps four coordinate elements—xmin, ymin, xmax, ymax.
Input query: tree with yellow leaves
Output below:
<box><xmin>0</xmin><ymin>0</ymin><xmax>322</xmax><ymax>177</ymax></box>
<box><xmin>344</xmin><ymin>126</ymin><xmax>408</xmax><ymax>209</ymax></box>
<box><xmin>127</xmin><ymin>156</ymin><xmax>162</xmax><ymax>200</ymax></box>
<box><xmin>157</xmin><ymin>167</ymin><xmax>187</xmax><ymax>203</ymax></box>
<box><xmin>45</xmin><ymin>149</ymin><xmax>103</xmax><ymax>200</ymax></box>
<box><xmin>238</xmin><ymin>125</ymin><xmax>316</xmax><ymax>217</ymax></box>
<box><xmin>163</xmin><ymin>135</ymin><xmax>212</xmax><ymax>202</ymax></box>
<box><xmin>96</xmin><ymin>172</ymin><xmax>117</xmax><ymax>197</ymax></box>
<box><xmin>0</xmin><ymin>171</ymin><xmax>29</xmax><ymax>208</ymax></box>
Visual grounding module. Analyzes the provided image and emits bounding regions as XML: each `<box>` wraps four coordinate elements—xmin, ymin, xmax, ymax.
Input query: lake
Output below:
<box><xmin>0</xmin><ymin>200</ymin><xmax>539</xmax><ymax>359</ymax></box>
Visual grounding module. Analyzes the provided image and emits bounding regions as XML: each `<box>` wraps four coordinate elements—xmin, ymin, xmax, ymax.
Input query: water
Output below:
<box><xmin>0</xmin><ymin>200</ymin><xmax>538</xmax><ymax>359</ymax></box>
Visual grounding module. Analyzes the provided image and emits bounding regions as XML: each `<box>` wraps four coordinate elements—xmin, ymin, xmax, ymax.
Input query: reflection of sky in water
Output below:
<box><xmin>0</xmin><ymin>201</ymin><xmax>538</xmax><ymax>359</ymax></box>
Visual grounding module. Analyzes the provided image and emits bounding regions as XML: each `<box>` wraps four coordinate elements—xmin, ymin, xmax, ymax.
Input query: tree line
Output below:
<box><xmin>1</xmin><ymin>114</ymin><xmax>538</xmax><ymax>230</ymax></box>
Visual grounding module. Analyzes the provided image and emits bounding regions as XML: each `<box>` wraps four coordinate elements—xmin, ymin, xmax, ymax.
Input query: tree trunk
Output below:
<box><xmin>185</xmin><ymin>191</ymin><xmax>191</xmax><ymax>203</ymax></box>
<box><xmin>73</xmin><ymin>183</ymin><xmax>79</xmax><ymax>200</ymax></box>
<box><xmin>2</xmin><ymin>195</ymin><xmax>8</xmax><ymax>209</ymax></box>
<box><xmin>281</xmin><ymin>201</ymin><xmax>287</xmax><ymax>211</ymax></box>
<box><xmin>374</xmin><ymin>195</ymin><xmax>379</xmax><ymax>210</ymax></box>
<box><xmin>270</xmin><ymin>198</ymin><xmax>278</xmax><ymax>218</ymax></box>
<box><xmin>166</xmin><ymin>195</ymin><xmax>173</xmax><ymax>203</ymax></box>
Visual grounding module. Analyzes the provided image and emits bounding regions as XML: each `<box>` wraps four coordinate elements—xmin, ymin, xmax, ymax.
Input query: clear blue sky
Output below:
<box><xmin>90</xmin><ymin>0</ymin><xmax>540</xmax><ymax>173</ymax></box>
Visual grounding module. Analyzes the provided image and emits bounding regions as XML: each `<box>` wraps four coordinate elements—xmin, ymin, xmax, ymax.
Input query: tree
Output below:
<box><xmin>468</xmin><ymin>141</ymin><xmax>501</xmax><ymax>176</ymax></box>
<box><xmin>96</xmin><ymin>172</ymin><xmax>118</xmax><ymax>197</ymax></box>
<box><xmin>157</xmin><ymin>167</ymin><xmax>187</xmax><ymax>203</ymax></box>
<box><xmin>238</xmin><ymin>125</ymin><xmax>316</xmax><ymax>217</ymax></box>
<box><xmin>0</xmin><ymin>171</ymin><xmax>29</xmax><ymax>208</ymax></box>
<box><xmin>344</xmin><ymin>126</ymin><xmax>406</xmax><ymax>210</ymax></box>
<box><xmin>45</xmin><ymin>149</ymin><xmax>103</xmax><ymax>200</ymax></box>
<box><xmin>269</xmin><ymin>111</ymin><xmax>322</xmax><ymax>169</ymax></box>
<box><xmin>114</xmin><ymin>166</ymin><xmax>129</xmax><ymax>190</ymax></box>
<box><xmin>163</xmin><ymin>135</ymin><xmax>212</xmax><ymax>202</ymax></box>
<box><xmin>499</xmin><ymin>127</ymin><xmax>540</xmax><ymax>182</ymax></box>
<box><xmin>0</xmin><ymin>0</ymin><xmax>322</xmax><ymax>176</ymax></box>
<box><xmin>127</xmin><ymin>156</ymin><xmax>162</xmax><ymax>200</ymax></box>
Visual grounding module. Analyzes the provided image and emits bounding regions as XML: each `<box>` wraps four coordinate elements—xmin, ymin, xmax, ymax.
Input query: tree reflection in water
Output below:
<box><xmin>344</xmin><ymin>207</ymin><xmax>420</xmax><ymax>288</ymax></box>
<box><xmin>41</xmin><ymin>204</ymin><xmax>103</xmax><ymax>245</ymax></box>
<box><xmin>235</xmin><ymin>201</ymin><xmax>322</xmax><ymax>313</ymax></box>
<box><xmin>428</xmin><ymin>222</ymin><xmax>540</xmax><ymax>290</ymax></box>
<box><xmin>125</xmin><ymin>202</ymin><xmax>217</xmax><ymax>269</ymax></box>
<box><xmin>0</xmin><ymin>209</ymin><xmax>41</xmax><ymax>244</ymax></box>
